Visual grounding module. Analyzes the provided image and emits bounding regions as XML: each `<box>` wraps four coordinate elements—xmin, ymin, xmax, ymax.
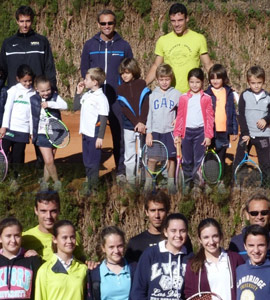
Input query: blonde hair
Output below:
<box><xmin>86</xmin><ymin>67</ymin><xmax>106</xmax><ymax>86</ymax></box>
<box><xmin>156</xmin><ymin>64</ymin><xmax>174</xmax><ymax>80</ymax></box>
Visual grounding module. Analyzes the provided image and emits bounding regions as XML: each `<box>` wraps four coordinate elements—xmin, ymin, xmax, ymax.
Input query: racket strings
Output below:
<box><xmin>187</xmin><ymin>292</ymin><xmax>223</xmax><ymax>300</ymax></box>
<box><xmin>0</xmin><ymin>152</ymin><xmax>8</xmax><ymax>181</ymax></box>
<box><xmin>202</xmin><ymin>153</ymin><xmax>221</xmax><ymax>184</ymax></box>
<box><xmin>235</xmin><ymin>162</ymin><xmax>262</xmax><ymax>187</ymax></box>
<box><xmin>46</xmin><ymin>118</ymin><xmax>69</xmax><ymax>147</ymax></box>
<box><xmin>143</xmin><ymin>142</ymin><xmax>168</xmax><ymax>173</ymax></box>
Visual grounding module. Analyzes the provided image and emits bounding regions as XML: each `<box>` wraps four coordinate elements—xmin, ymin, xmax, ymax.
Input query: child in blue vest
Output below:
<box><xmin>117</xmin><ymin>58</ymin><xmax>150</xmax><ymax>185</ymax></box>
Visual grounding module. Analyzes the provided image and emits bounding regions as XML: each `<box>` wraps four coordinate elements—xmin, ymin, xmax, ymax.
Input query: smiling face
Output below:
<box><xmin>210</xmin><ymin>75</ymin><xmax>223</xmax><ymax>90</ymax></box>
<box><xmin>170</xmin><ymin>13</ymin><xmax>189</xmax><ymax>36</ymax></box>
<box><xmin>246</xmin><ymin>200</ymin><xmax>270</xmax><ymax>228</ymax></box>
<box><xmin>98</xmin><ymin>14</ymin><xmax>116</xmax><ymax>41</ymax></box>
<box><xmin>17</xmin><ymin>74</ymin><xmax>32</xmax><ymax>89</ymax></box>
<box><xmin>36</xmin><ymin>81</ymin><xmax>52</xmax><ymax>99</ymax></box>
<box><xmin>121</xmin><ymin>70</ymin><xmax>134</xmax><ymax>83</ymax></box>
<box><xmin>16</xmin><ymin>14</ymin><xmax>32</xmax><ymax>34</ymax></box>
<box><xmin>35</xmin><ymin>201</ymin><xmax>59</xmax><ymax>233</ymax></box>
<box><xmin>189</xmin><ymin>76</ymin><xmax>203</xmax><ymax>94</ymax></box>
<box><xmin>199</xmin><ymin>225</ymin><xmax>221</xmax><ymax>258</ymax></box>
<box><xmin>164</xmin><ymin>219</ymin><xmax>187</xmax><ymax>254</ymax></box>
<box><xmin>146</xmin><ymin>201</ymin><xmax>167</xmax><ymax>234</ymax></box>
<box><xmin>0</xmin><ymin>225</ymin><xmax>21</xmax><ymax>258</ymax></box>
<box><xmin>245</xmin><ymin>234</ymin><xmax>268</xmax><ymax>265</ymax></box>
<box><xmin>53</xmin><ymin>225</ymin><xmax>76</xmax><ymax>257</ymax></box>
<box><xmin>102</xmin><ymin>233</ymin><xmax>125</xmax><ymax>264</ymax></box>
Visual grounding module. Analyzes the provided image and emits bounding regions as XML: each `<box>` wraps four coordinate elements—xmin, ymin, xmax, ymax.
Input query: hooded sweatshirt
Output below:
<box><xmin>146</xmin><ymin>87</ymin><xmax>181</xmax><ymax>134</ymax></box>
<box><xmin>236</xmin><ymin>258</ymin><xmax>270</xmax><ymax>299</ymax></box>
<box><xmin>0</xmin><ymin>248</ymin><xmax>41</xmax><ymax>300</ymax></box>
<box><xmin>130</xmin><ymin>240</ymin><xmax>193</xmax><ymax>300</ymax></box>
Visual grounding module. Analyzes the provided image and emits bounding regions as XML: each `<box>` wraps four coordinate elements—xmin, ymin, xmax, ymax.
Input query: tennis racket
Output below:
<box><xmin>0</xmin><ymin>139</ymin><xmax>8</xmax><ymax>182</ymax></box>
<box><xmin>201</xmin><ymin>148</ymin><xmax>222</xmax><ymax>185</ymax></box>
<box><xmin>234</xmin><ymin>141</ymin><xmax>262</xmax><ymax>187</ymax></box>
<box><xmin>187</xmin><ymin>292</ymin><xmax>223</xmax><ymax>300</ymax></box>
<box><xmin>135</xmin><ymin>133</ymin><xmax>145</xmax><ymax>185</ymax></box>
<box><xmin>142</xmin><ymin>140</ymin><xmax>168</xmax><ymax>192</ymax></box>
<box><xmin>44</xmin><ymin>109</ymin><xmax>70</xmax><ymax>148</ymax></box>
<box><xmin>175</xmin><ymin>142</ymin><xmax>185</xmax><ymax>192</ymax></box>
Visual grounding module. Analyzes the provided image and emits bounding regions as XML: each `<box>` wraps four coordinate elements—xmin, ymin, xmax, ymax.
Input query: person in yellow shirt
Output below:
<box><xmin>22</xmin><ymin>190</ymin><xmax>85</xmax><ymax>262</ymax></box>
<box><xmin>35</xmin><ymin>220</ymin><xmax>87</xmax><ymax>300</ymax></box>
<box><xmin>146</xmin><ymin>3</ymin><xmax>212</xmax><ymax>93</ymax></box>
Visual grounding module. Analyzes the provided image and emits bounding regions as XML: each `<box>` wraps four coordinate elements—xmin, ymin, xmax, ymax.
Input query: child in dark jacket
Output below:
<box><xmin>117</xmin><ymin>58</ymin><xmax>150</xmax><ymax>185</ymax></box>
<box><xmin>205</xmin><ymin>64</ymin><xmax>238</xmax><ymax>193</ymax></box>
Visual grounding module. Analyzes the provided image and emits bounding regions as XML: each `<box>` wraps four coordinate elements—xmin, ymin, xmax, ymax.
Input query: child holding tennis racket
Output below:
<box><xmin>31</xmin><ymin>75</ymin><xmax>67</xmax><ymax>191</ymax></box>
<box><xmin>205</xmin><ymin>64</ymin><xmax>238</xmax><ymax>193</ymax></box>
<box><xmin>145</xmin><ymin>64</ymin><xmax>181</xmax><ymax>194</ymax></box>
<box><xmin>74</xmin><ymin>67</ymin><xmax>109</xmax><ymax>195</ymax></box>
<box><xmin>233</xmin><ymin>66</ymin><xmax>270</xmax><ymax>187</ymax></box>
<box><xmin>0</xmin><ymin>64</ymin><xmax>35</xmax><ymax>184</ymax></box>
<box><xmin>117</xmin><ymin>58</ymin><xmax>150</xmax><ymax>186</ymax></box>
<box><xmin>184</xmin><ymin>218</ymin><xmax>244</xmax><ymax>300</ymax></box>
<box><xmin>174</xmin><ymin>68</ymin><xmax>214</xmax><ymax>196</ymax></box>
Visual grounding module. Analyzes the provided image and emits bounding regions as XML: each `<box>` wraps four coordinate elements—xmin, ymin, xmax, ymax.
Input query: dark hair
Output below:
<box><xmin>0</xmin><ymin>217</ymin><xmax>23</xmax><ymax>236</ymax></box>
<box><xmin>208</xmin><ymin>64</ymin><xmax>229</xmax><ymax>85</ymax></box>
<box><xmin>247</xmin><ymin>65</ymin><xmax>265</xmax><ymax>82</ymax></box>
<box><xmin>16</xmin><ymin>6</ymin><xmax>35</xmax><ymax>21</ymax></box>
<box><xmin>119</xmin><ymin>58</ymin><xmax>141</xmax><ymax>79</ymax></box>
<box><xmin>163</xmin><ymin>213</ymin><xmax>188</xmax><ymax>231</ymax></box>
<box><xmin>100</xmin><ymin>226</ymin><xmax>125</xmax><ymax>247</ymax></box>
<box><xmin>187</xmin><ymin>68</ymin><xmax>204</xmax><ymax>82</ymax></box>
<box><xmin>16</xmin><ymin>64</ymin><xmax>34</xmax><ymax>80</ymax></box>
<box><xmin>34</xmin><ymin>75</ymin><xmax>51</xmax><ymax>88</ymax></box>
<box><xmin>244</xmin><ymin>224</ymin><xmax>269</xmax><ymax>245</ymax></box>
<box><xmin>35</xmin><ymin>190</ymin><xmax>60</xmax><ymax>210</ymax></box>
<box><xmin>97</xmin><ymin>9</ymin><xmax>116</xmax><ymax>23</ymax></box>
<box><xmin>144</xmin><ymin>189</ymin><xmax>170</xmax><ymax>213</ymax></box>
<box><xmin>190</xmin><ymin>218</ymin><xmax>223</xmax><ymax>273</ymax></box>
<box><xmin>52</xmin><ymin>220</ymin><xmax>76</xmax><ymax>253</ymax></box>
<box><xmin>245</xmin><ymin>193</ymin><xmax>270</xmax><ymax>212</ymax></box>
<box><xmin>169</xmin><ymin>3</ymin><xmax>188</xmax><ymax>17</ymax></box>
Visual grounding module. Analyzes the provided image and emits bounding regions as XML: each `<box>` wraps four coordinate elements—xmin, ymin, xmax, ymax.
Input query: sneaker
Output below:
<box><xmin>116</xmin><ymin>174</ymin><xmax>126</xmax><ymax>185</ymax></box>
<box><xmin>191</xmin><ymin>185</ymin><xmax>201</xmax><ymax>199</ymax></box>
<box><xmin>217</xmin><ymin>182</ymin><xmax>227</xmax><ymax>194</ymax></box>
<box><xmin>182</xmin><ymin>184</ymin><xmax>191</xmax><ymax>196</ymax></box>
<box><xmin>53</xmin><ymin>180</ymin><xmax>62</xmax><ymax>191</ymax></box>
<box><xmin>204</xmin><ymin>184</ymin><xmax>212</xmax><ymax>196</ymax></box>
<box><xmin>167</xmin><ymin>178</ymin><xmax>177</xmax><ymax>195</ymax></box>
<box><xmin>9</xmin><ymin>179</ymin><xmax>19</xmax><ymax>193</ymax></box>
<box><xmin>40</xmin><ymin>180</ymin><xmax>49</xmax><ymax>191</ymax></box>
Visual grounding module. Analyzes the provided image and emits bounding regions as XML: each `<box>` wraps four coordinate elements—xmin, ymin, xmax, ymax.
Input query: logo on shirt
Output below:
<box><xmin>12</xmin><ymin>44</ymin><xmax>18</xmax><ymax>47</ymax></box>
<box><xmin>31</xmin><ymin>41</ymin><xmax>39</xmax><ymax>46</ymax></box>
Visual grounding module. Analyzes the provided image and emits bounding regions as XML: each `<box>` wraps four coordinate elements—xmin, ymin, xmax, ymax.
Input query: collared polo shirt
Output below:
<box><xmin>100</xmin><ymin>259</ymin><xmax>131</xmax><ymax>300</ymax></box>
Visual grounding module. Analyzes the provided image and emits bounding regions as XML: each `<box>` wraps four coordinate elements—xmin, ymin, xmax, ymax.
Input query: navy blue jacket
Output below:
<box><xmin>0</xmin><ymin>83</ymin><xmax>7</xmax><ymax>127</ymax></box>
<box><xmin>80</xmin><ymin>32</ymin><xmax>133</xmax><ymax>105</ymax></box>
<box><xmin>87</xmin><ymin>261</ymin><xmax>136</xmax><ymax>300</ymax></box>
<box><xmin>205</xmin><ymin>85</ymin><xmax>238</xmax><ymax>135</ymax></box>
<box><xmin>30</xmin><ymin>92</ymin><xmax>61</xmax><ymax>143</ymax></box>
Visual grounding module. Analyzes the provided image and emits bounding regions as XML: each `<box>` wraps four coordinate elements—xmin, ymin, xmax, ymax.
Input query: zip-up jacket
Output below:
<box><xmin>0</xmin><ymin>248</ymin><xmax>41</xmax><ymax>300</ymax></box>
<box><xmin>2</xmin><ymin>83</ymin><xmax>35</xmax><ymax>133</ymax></box>
<box><xmin>205</xmin><ymin>85</ymin><xmax>238</xmax><ymax>135</ymax></box>
<box><xmin>0</xmin><ymin>84</ymin><xmax>8</xmax><ymax>127</ymax></box>
<box><xmin>0</xmin><ymin>30</ymin><xmax>56</xmax><ymax>88</ymax></box>
<box><xmin>173</xmin><ymin>90</ymin><xmax>214</xmax><ymax>139</ymax></box>
<box><xmin>80</xmin><ymin>32</ymin><xmax>133</xmax><ymax>104</ymax></box>
<box><xmin>130</xmin><ymin>240</ymin><xmax>193</xmax><ymax>300</ymax></box>
<box><xmin>184</xmin><ymin>250</ymin><xmax>244</xmax><ymax>300</ymax></box>
<box><xmin>117</xmin><ymin>79</ymin><xmax>150</xmax><ymax>130</ymax></box>
<box><xmin>146</xmin><ymin>87</ymin><xmax>181</xmax><ymax>134</ymax></box>
<box><xmin>30</xmin><ymin>92</ymin><xmax>67</xmax><ymax>143</ymax></box>
<box><xmin>87</xmin><ymin>260</ymin><xmax>136</xmax><ymax>300</ymax></box>
<box><xmin>238</xmin><ymin>89</ymin><xmax>270</xmax><ymax>137</ymax></box>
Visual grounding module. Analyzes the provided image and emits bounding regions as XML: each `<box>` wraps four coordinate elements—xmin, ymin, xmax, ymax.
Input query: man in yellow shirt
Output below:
<box><xmin>22</xmin><ymin>191</ymin><xmax>85</xmax><ymax>262</ymax></box>
<box><xmin>146</xmin><ymin>3</ymin><xmax>213</xmax><ymax>93</ymax></box>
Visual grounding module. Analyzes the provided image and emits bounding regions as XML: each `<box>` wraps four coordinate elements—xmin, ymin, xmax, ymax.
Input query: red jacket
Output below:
<box><xmin>173</xmin><ymin>90</ymin><xmax>214</xmax><ymax>139</ymax></box>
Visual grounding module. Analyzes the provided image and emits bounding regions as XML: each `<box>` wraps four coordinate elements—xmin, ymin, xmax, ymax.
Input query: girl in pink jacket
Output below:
<box><xmin>174</xmin><ymin>68</ymin><xmax>214</xmax><ymax>196</ymax></box>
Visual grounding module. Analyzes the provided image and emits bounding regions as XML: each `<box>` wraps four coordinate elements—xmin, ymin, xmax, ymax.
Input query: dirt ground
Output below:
<box><xmin>25</xmin><ymin>112</ymin><xmax>257</xmax><ymax>177</ymax></box>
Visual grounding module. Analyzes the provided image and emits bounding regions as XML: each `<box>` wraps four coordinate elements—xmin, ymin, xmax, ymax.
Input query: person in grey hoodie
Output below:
<box><xmin>233</xmin><ymin>65</ymin><xmax>270</xmax><ymax>187</ymax></box>
<box><xmin>145</xmin><ymin>64</ymin><xmax>181</xmax><ymax>194</ymax></box>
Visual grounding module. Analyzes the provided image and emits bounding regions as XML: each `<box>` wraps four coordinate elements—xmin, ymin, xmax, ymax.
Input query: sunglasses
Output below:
<box><xmin>248</xmin><ymin>210</ymin><xmax>270</xmax><ymax>216</ymax></box>
<box><xmin>99</xmin><ymin>21</ymin><xmax>115</xmax><ymax>26</ymax></box>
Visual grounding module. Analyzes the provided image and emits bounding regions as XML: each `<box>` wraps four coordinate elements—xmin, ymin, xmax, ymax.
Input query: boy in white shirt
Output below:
<box><xmin>74</xmin><ymin>67</ymin><xmax>109</xmax><ymax>195</ymax></box>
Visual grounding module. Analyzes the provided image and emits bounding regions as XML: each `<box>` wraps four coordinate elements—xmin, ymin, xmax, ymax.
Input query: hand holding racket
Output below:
<box><xmin>175</xmin><ymin>142</ymin><xmax>185</xmax><ymax>192</ymax></box>
<box><xmin>187</xmin><ymin>291</ymin><xmax>223</xmax><ymax>299</ymax></box>
<box><xmin>142</xmin><ymin>140</ymin><xmax>168</xmax><ymax>192</ymax></box>
<box><xmin>201</xmin><ymin>148</ymin><xmax>222</xmax><ymax>185</ymax></box>
<box><xmin>0</xmin><ymin>139</ymin><xmax>8</xmax><ymax>182</ymax></box>
<box><xmin>234</xmin><ymin>140</ymin><xmax>262</xmax><ymax>187</ymax></box>
<box><xmin>44</xmin><ymin>109</ymin><xmax>70</xmax><ymax>148</ymax></box>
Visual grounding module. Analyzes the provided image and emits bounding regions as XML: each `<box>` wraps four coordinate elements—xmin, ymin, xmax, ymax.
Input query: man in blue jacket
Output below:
<box><xmin>80</xmin><ymin>9</ymin><xmax>133</xmax><ymax>182</ymax></box>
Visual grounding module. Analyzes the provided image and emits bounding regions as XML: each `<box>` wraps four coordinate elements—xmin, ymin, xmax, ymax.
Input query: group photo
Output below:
<box><xmin>0</xmin><ymin>0</ymin><xmax>270</xmax><ymax>299</ymax></box>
